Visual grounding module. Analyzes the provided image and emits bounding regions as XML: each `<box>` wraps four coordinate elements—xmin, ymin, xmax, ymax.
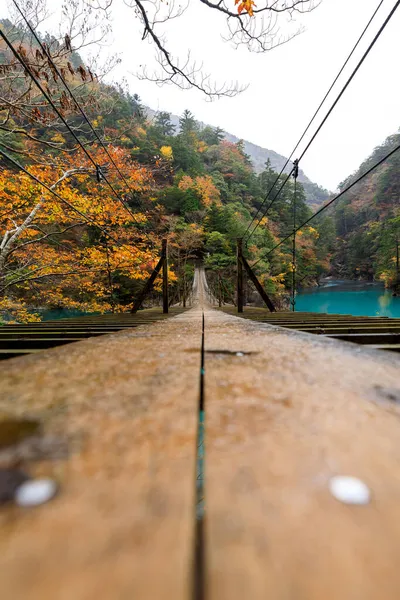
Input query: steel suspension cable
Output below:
<box><xmin>296</xmin><ymin>0</ymin><xmax>400</xmax><ymax>165</ymax></box>
<box><xmin>11</xmin><ymin>0</ymin><xmax>145</xmax><ymax>212</ymax></box>
<box><xmin>0</xmin><ymin>28</ymin><xmax>152</xmax><ymax>244</ymax></box>
<box><xmin>291</xmin><ymin>161</ymin><xmax>298</xmax><ymax>312</ymax></box>
<box><xmin>265</xmin><ymin>140</ymin><xmax>400</xmax><ymax>258</ymax></box>
<box><xmin>243</xmin><ymin>0</ymin><xmax>386</xmax><ymax>239</ymax></box>
<box><xmin>0</xmin><ymin>145</ymin><xmax>146</xmax><ymax>258</ymax></box>
<box><xmin>245</xmin><ymin>0</ymin><xmax>399</xmax><ymax>242</ymax></box>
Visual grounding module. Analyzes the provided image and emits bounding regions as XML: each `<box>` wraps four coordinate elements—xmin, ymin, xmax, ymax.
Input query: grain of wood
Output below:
<box><xmin>204</xmin><ymin>309</ymin><xmax>400</xmax><ymax>600</ymax></box>
<box><xmin>0</xmin><ymin>309</ymin><xmax>202</xmax><ymax>600</ymax></box>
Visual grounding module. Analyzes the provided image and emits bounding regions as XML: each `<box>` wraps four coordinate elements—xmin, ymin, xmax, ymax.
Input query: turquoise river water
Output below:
<box><xmin>295</xmin><ymin>281</ymin><xmax>400</xmax><ymax>318</ymax></box>
<box><xmin>5</xmin><ymin>281</ymin><xmax>399</xmax><ymax>322</ymax></box>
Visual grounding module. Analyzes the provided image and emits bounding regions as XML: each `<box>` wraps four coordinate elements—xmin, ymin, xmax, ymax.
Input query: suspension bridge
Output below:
<box><xmin>1</xmin><ymin>0</ymin><xmax>400</xmax><ymax>597</ymax></box>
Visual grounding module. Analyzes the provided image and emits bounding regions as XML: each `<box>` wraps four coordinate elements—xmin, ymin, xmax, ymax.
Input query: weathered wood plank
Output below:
<box><xmin>205</xmin><ymin>309</ymin><xmax>400</xmax><ymax>600</ymax></box>
<box><xmin>0</xmin><ymin>310</ymin><xmax>201</xmax><ymax>600</ymax></box>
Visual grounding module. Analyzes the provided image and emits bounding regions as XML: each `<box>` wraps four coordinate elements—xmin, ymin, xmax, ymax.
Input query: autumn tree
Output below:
<box><xmin>0</xmin><ymin>0</ymin><xmax>119</xmax><ymax>164</ymax></box>
<box><xmin>0</xmin><ymin>145</ymin><xmax>167</xmax><ymax>321</ymax></box>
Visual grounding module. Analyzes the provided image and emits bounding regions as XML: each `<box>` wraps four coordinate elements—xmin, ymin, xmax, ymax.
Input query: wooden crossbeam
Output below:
<box><xmin>0</xmin><ymin>308</ymin><xmax>188</xmax><ymax>360</ymax></box>
<box><xmin>222</xmin><ymin>307</ymin><xmax>400</xmax><ymax>352</ymax></box>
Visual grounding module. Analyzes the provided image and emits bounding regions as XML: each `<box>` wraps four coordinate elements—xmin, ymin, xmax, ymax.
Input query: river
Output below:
<box><xmin>9</xmin><ymin>281</ymin><xmax>400</xmax><ymax>322</ymax></box>
<box><xmin>295</xmin><ymin>281</ymin><xmax>400</xmax><ymax>318</ymax></box>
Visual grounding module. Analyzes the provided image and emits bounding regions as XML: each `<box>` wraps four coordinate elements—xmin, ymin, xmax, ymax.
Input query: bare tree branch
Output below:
<box><xmin>120</xmin><ymin>0</ymin><xmax>318</xmax><ymax>96</ymax></box>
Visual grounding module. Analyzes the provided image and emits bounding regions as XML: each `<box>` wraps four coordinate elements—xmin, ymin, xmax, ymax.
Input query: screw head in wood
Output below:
<box><xmin>329</xmin><ymin>476</ymin><xmax>371</xmax><ymax>505</ymax></box>
<box><xmin>14</xmin><ymin>478</ymin><xmax>58</xmax><ymax>507</ymax></box>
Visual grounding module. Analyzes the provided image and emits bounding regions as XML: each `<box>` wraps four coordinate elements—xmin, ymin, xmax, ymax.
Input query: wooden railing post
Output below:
<box><xmin>237</xmin><ymin>238</ymin><xmax>244</xmax><ymax>313</ymax></box>
<box><xmin>162</xmin><ymin>238</ymin><xmax>169</xmax><ymax>314</ymax></box>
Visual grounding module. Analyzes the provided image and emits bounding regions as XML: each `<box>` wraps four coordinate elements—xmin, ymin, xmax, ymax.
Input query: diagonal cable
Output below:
<box><xmin>0</xmin><ymin>27</ymin><xmax>153</xmax><ymax>244</ymax></box>
<box><xmin>0</xmin><ymin>144</ymin><xmax>149</xmax><ymax>259</ymax></box>
<box><xmin>11</xmin><ymin>0</ymin><xmax>146</xmax><ymax>213</ymax></box>
<box><xmin>245</xmin><ymin>0</ymin><xmax>396</xmax><ymax>241</ymax></box>
<box><xmin>264</xmin><ymin>139</ymin><xmax>400</xmax><ymax>257</ymax></box>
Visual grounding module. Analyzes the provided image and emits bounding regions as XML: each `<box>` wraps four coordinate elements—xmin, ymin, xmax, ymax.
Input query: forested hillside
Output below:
<box><xmin>0</xmin><ymin>17</ymin><xmax>332</xmax><ymax>321</ymax></box>
<box><xmin>146</xmin><ymin>107</ymin><xmax>331</xmax><ymax>206</ymax></box>
<box><xmin>330</xmin><ymin>133</ymin><xmax>400</xmax><ymax>292</ymax></box>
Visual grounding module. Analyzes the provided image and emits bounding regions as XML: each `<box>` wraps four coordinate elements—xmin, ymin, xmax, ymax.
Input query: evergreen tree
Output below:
<box><xmin>154</xmin><ymin>111</ymin><xmax>175</xmax><ymax>136</ymax></box>
<box><xmin>200</xmin><ymin>126</ymin><xmax>225</xmax><ymax>146</ymax></box>
<box><xmin>179</xmin><ymin>109</ymin><xmax>198</xmax><ymax>137</ymax></box>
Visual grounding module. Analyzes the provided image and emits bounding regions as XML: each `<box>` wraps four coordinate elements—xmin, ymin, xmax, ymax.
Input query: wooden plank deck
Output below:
<box><xmin>1</xmin><ymin>297</ymin><xmax>400</xmax><ymax>599</ymax></box>
<box><xmin>0</xmin><ymin>307</ymin><xmax>188</xmax><ymax>359</ymax></box>
<box><xmin>0</xmin><ymin>308</ymin><xmax>201</xmax><ymax>600</ymax></box>
<box><xmin>221</xmin><ymin>306</ymin><xmax>400</xmax><ymax>352</ymax></box>
<box><xmin>205</xmin><ymin>309</ymin><xmax>400</xmax><ymax>600</ymax></box>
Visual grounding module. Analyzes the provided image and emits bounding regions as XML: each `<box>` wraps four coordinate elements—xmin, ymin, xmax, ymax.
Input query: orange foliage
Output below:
<box><xmin>178</xmin><ymin>175</ymin><xmax>220</xmax><ymax>207</ymax></box>
<box><xmin>235</xmin><ymin>0</ymin><xmax>256</xmax><ymax>16</ymax></box>
<box><xmin>0</xmin><ymin>146</ymin><xmax>162</xmax><ymax>320</ymax></box>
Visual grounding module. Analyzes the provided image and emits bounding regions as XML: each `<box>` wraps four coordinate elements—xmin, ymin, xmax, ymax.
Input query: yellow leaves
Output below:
<box><xmin>0</xmin><ymin>298</ymin><xmax>41</xmax><ymax>323</ymax></box>
<box><xmin>307</xmin><ymin>226</ymin><xmax>319</xmax><ymax>239</ymax></box>
<box><xmin>178</xmin><ymin>175</ymin><xmax>220</xmax><ymax>207</ymax></box>
<box><xmin>271</xmin><ymin>273</ymin><xmax>286</xmax><ymax>284</ymax></box>
<box><xmin>160</xmin><ymin>145</ymin><xmax>173</xmax><ymax>160</ymax></box>
<box><xmin>51</xmin><ymin>133</ymin><xmax>66</xmax><ymax>144</ymax></box>
<box><xmin>197</xmin><ymin>141</ymin><xmax>207</xmax><ymax>153</ymax></box>
<box><xmin>195</xmin><ymin>176</ymin><xmax>220</xmax><ymax>207</ymax></box>
<box><xmin>189</xmin><ymin>223</ymin><xmax>204</xmax><ymax>235</ymax></box>
<box><xmin>235</xmin><ymin>0</ymin><xmax>256</xmax><ymax>16</ymax></box>
<box><xmin>178</xmin><ymin>175</ymin><xmax>193</xmax><ymax>191</ymax></box>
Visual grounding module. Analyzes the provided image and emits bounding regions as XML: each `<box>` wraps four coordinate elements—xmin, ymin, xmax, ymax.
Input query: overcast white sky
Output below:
<box><xmin>4</xmin><ymin>0</ymin><xmax>400</xmax><ymax>190</ymax></box>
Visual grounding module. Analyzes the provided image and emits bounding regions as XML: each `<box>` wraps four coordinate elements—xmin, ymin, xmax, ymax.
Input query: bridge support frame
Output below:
<box><xmin>237</xmin><ymin>238</ymin><xmax>244</xmax><ymax>313</ymax></box>
<box><xmin>237</xmin><ymin>238</ymin><xmax>276</xmax><ymax>313</ymax></box>
<box><xmin>132</xmin><ymin>239</ymin><xmax>169</xmax><ymax>314</ymax></box>
<box><xmin>162</xmin><ymin>238</ymin><xmax>169</xmax><ymax>314</ymax></box>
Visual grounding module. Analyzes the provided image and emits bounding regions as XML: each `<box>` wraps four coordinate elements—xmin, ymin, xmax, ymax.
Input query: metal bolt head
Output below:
<box><xmin>329</xmin><ymin>476</ymin><xmax>371</xmax><ymax>505</ymax></box>
<box><xmin>14</xmin><ymin>478</ymin><xmax>58</xmax><ymax>508</ymax></box>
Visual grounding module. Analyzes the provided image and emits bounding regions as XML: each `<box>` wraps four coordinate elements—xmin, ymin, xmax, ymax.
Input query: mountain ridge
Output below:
<box><xmin>145</xmin><ymin>107</ymin><xmax>330</xmax><ymax>205</ymax></box>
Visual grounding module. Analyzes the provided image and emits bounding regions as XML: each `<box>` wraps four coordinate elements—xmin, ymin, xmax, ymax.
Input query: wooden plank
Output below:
<box><xmin>204</xmin><ymin>309</ymin><xmax>400</xmax><ymax>600</ymax></box>
<box><xmin>327</xmin><ymin>333</ymin><xmax>400</xmax><ymax>344</ymax></box>
<box><xmin>0</xmin><ymin>310</ymin><xmax>201</xmax><ymax>600</ymax></box>
<box><xmin>220</xmin><ymin>307</ymin><xmax>400</xmax><ymax>322</ymax></box>
<box><xmin>0</xmin><ymin>349</ymin><xmax>41</xmax><ymax>359</ymax></box>
<box><xmin>368</xmin><ymin>344</ymin><xmax>400</xmax><ymax>353</ymax></box>
<box><xmin>0</xmin><ymin>338</ymin><xmax>87</xmax><ymax>349</ymax></box>
<box><xmin>288</xmin><ymin>326</ymin><xmax>400</xmax><ymax>334</ymax></box>
<box><xmin>0</xmin><ymin>330</ymin><xmax>130</xmax><ymax>337</ymax></box>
